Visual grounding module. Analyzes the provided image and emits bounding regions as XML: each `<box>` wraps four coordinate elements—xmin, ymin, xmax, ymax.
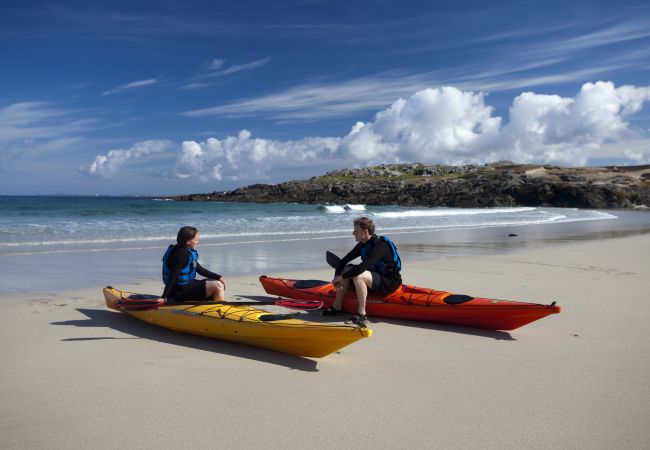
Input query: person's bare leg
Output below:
<box><xmin>206</xmin><ymin>279</ymin><xmax>225</xmax><ymax>301</ymax></box>
<box><xmin>332</xmin><ymin>265</ymin><xmax>355</xmax><ymax>311</ymax></box>
<box><xmin>352</xmin><ymin>271</ymin><xmax>373</xmax><ymax>316</ymax></box>
<box><xmin>332</xmin><ymin>277</ymin><xmax>349</xmax><ymax>310</ymax></box>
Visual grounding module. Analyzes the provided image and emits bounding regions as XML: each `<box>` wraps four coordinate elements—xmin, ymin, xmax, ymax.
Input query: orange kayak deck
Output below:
<box><xmin>259</xmin><ymin>276</ymin><xmax>560</xmax><ymax>331</ymax></box>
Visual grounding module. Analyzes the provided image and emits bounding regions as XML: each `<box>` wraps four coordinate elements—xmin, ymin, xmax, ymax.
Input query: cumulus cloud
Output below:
<box><xmin>173</xmin><ymin>130</ymin><xmax>339</xmax><ymax>181</ymax></box>
<box><xmin>339</xmin><ymin>81</ymin><xmax>650</xmax><ymax>166</ymax></box>
<box><xmin>623</xmin><ymin>148</ymin><xmax>650</xmax><ymax>164</ymax></box>
<box><xmin>497</xmin><ymin>81</ymin><xmax>650</xmax><ymax>165</ymax></box>
<box><xmin>493</xmin><ymin>82</ymin><xmax>649</xmax><ymax>165</ymax></box>
<box><xmin>85</xmin><ymin>80</ymin><xmax>650</xmax><ymax>182</ymax></box>
<box><xmin>85</xmin><ymin>140</ymin><xmax>173</xmax><ymax>179</ymax></box>
<box><xmin>338</xmin><ymin>87</ymin><xmax>502</xmax><ymax>164</ymax></box>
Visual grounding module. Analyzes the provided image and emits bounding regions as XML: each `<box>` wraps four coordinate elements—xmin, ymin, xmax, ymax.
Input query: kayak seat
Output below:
<box><xmin>444</xmin><ymin>294</ymin><xmax>474</xmax><ymax>305</ymax></box>
<box><xmin>294</xmin><ymin>279</ymin><xmax>329</xmax><ymax>289</ymax></box>
<box><xmin>128</xmin><ymin>294</ymin><xmax>162</xmax><ymax>300</ymax></box>
<box><xmin>260</xmin><ymin>314</ymin><xmax>295</xmax><ymax>322</ymax></box>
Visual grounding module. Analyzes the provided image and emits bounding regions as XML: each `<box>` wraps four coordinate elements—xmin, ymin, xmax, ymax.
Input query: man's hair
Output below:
<box><xmin>353</xmin><ymin>216</ymin><xmax>375</xmax><ymax>235</ymax></box>
<box><xmin>177</xmin><ymin>226</ymin><xmax>198</xmax><ymax>247</ymax></box>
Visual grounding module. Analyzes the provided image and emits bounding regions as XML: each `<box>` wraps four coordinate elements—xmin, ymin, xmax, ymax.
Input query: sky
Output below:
<box><xmin>1</xmin><ymin>0</ymin><xmax>650</xmax><ymax>195</ymax></box>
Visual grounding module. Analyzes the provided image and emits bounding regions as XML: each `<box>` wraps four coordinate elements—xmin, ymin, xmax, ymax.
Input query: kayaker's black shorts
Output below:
<box><xmin>171</xmin><ymin>279</ymin><xmax>210</xmax><ymax>302</ymax></box>
<box><xmin>343</xmin><ymin>265</ymin><xmax>401</xmax><ymax>295</ymax></box>
<box><xmin>370</xmin><ymin>271</ymin><xmax>402</xmax><ymax>295</ymax></box>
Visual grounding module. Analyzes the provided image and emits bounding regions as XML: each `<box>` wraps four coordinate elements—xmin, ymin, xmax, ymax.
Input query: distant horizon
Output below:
<box><xmin>2</xmin><ymin>1</ymin><xmax>650</xmax><ymax>195</ymax></box>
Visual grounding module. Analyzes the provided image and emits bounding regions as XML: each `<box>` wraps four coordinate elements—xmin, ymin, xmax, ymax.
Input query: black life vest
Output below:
<box><xmin>162</xmin><ymin>245</ymin><xmax>198</xmax><ymax>286</ymax></box>
<box><xmin>359</xmin><ymin>235</ymin><xmax>401</xmax><ymax>277</ymax></box>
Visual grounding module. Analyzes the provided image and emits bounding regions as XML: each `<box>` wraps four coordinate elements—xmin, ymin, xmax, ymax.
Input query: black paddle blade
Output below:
<box><xmin>326</xmin><ymin>251</ymin><xmax>341</xmax><ymax>269</ymax></box>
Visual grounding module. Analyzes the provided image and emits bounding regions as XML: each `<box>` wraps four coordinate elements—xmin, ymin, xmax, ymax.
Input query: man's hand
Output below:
<box><xmin>332</xmin><ymin>275</ymin><xmax>343</xmax><ymax>289</ymax></box>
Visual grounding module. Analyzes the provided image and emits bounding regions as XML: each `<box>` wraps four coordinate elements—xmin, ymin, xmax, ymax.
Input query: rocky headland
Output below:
<box><xmin>171</xmin><ymin>163</ymin><xmax>650</xmax><ymax>209</ymax></box>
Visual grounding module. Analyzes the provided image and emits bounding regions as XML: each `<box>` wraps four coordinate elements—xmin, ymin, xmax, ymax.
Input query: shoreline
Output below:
<box><xmin>1</xmin><ymin>233</ymin><xmax>649</xmax><ymax>448</ymax></box>
<box><xmin>1</xmin><ymin>209</ymin><xmax>649</xmax><ymax>295</ymax></box>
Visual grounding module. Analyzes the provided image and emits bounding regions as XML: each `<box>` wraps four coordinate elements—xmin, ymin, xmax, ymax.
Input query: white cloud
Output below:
<box><xmin>0</xmin><ymin>102</ymin><xmax>93</xmax><ymax>170</ymax></box>
<box><xmin>497</xmin><ymin>81</ymin><xmax>650</xmax><ymax>165</ymax></box>
<box><xmin>0</xmin><ymin>102</ymin><xmax>81</xmax><ymax>139</ymax></box>
<box><xmin>206</xmin><ymin>59</ymin><xmax>226</xmax><ymax>70</ymax></box>
<box><xmin>180</xmin><ymin>82</ymin><xmax>211</xmax><ymax>91</ymax></box>
<box><xmin>338</xmin><ymin>81</ymin><xmax>650</xmax><ymax>167</ymax></box>
<box><xmin>209</xmin><ymin>57</ymin><xmax>271</xmax><ymax>77</ymax></box>
<box><xmin>178</xmin><ymin>18</ymin><xmax>650</xmax><ymax>122</ymax></box>
<box><xmin>102</xmin><ymin>78</ymin><xmax>161</xmax><ymax>95</ymax></box>
<box><xmin>338</xmin><ymin>87</ymin><xmax>501</xmax><ymax>164</ymax></box>
<box><xmin>181</xmin><ymin>73</ymin><xmax>433</xmax><ymax>119</ymax></box>
<box><xmin>173</xmin><ymin>130</ymin><xmax>339</xmax><ymax>181</ymax></box>
<box><xmin>181</xmin><ymin>57</ymin><xmax>272</xmax><ymax>90</ymax></box>
<box><xmin>623</xmin><ymin>148</ymin><xmax>650</xmax><ymax>164</ymax></box>
<box><xmin>86</xmin><ymin>80</ymin><xmax>650</xmax><ymax>182</ymax></box>
<box><xmin>85</xmin><ymin>140</ymin><xmax>174</xmax><ymax>179</ymax></box>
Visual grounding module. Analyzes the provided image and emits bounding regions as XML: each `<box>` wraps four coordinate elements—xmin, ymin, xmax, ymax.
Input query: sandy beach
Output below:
<box><xmin>1</xmin><ymin>232</ymin><xmax>649</xmax><ymax>449</ymax></box>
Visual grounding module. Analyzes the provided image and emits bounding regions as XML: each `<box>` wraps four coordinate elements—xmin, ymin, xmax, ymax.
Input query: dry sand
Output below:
<box><xmin>1</xmin><ymin>234</ymin><xmax>649</xmax><ymax>449</ymax></box>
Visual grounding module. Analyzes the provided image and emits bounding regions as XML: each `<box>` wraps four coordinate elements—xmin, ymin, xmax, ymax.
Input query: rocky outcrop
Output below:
<box><xmin>170</xmin><ymin>163</ymin><xmax>650</xmax><ymax>209</ymax></box>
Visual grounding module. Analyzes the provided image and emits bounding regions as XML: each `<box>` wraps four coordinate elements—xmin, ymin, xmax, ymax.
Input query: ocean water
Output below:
<box><xmin>0</xmin><ymin>196</ymin><xmax>617</xmax><ymax>256</ymax></box>
<box><xmin>1</xmin><ymin>196</ymin><xmax>646</xmax><ymax>294</ymax></box>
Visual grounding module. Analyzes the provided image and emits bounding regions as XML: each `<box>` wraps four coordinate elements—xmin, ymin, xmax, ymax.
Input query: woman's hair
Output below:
<box><xmin>176</xmin><ymin>226</ymin><xmax>198</xmax><ymax>247</ymax></box>
<box><xmin>353</xmin><ymin>216</ymin><xmax>375</xmax><ymax>235</ymax></box>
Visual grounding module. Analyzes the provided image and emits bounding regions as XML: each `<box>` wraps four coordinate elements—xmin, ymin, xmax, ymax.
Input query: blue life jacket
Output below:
<box><xmin>162</xmin><ymin>245</ymin><xmax>198</xmax><ymax>286</ymax></box>
<box><xmin>359</xmin><ymin>235</ymin><xmax>401</xmax><ymax>277</ymax></box>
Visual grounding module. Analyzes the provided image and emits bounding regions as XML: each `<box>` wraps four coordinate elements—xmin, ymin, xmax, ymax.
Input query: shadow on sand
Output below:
<box><xmin>366</xmin><ymin>317</ymin><xmax>516</xmax><ymax>340</ymax></box>
<box><xmin>51</xmin><ymin>308</ymin><xmax>319</xmax><ymax>372</ymax></box>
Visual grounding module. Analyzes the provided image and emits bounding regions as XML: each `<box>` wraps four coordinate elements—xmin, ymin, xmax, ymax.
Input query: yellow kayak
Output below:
<box><xmin>103</xmin><ymin>287</ymin><xmax>372</xmax><ymax>358</ymax></box>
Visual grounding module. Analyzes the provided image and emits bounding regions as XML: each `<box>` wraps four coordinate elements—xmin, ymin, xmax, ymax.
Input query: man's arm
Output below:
<box><xmin>335</xmin><ymin>244</ymin><xmax>361</xmax><ymax>276</ymax></box>
<box><xmin>341</xmin><ymin>240</ymin><xmax>388</xmax><ymax>279</ymax></box>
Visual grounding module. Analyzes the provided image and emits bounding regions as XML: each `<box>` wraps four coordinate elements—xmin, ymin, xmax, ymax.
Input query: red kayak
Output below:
<box><xmin>259</xmin><ymin>275</ymin><xmax>561</xmax><ymax>331</ymax></box>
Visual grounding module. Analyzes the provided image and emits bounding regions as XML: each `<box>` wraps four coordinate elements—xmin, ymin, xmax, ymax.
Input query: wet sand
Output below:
<box><xmin>1</xmin><ymin>232</ymin><xmax>649</xmax><ymax>449</ymax></box>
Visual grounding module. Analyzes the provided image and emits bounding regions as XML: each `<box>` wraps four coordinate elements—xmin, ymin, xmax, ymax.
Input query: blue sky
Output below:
<box><xmin>1</xmin><ymin>0</ymin><xmax>650</xmax><ymax>195</ymax></box>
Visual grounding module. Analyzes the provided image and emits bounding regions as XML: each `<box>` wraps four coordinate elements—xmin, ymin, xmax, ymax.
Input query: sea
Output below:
<box><xmin>1</xmin><ymin>196</ymin><xmax>649</xmax><ymax>294</ymax></box>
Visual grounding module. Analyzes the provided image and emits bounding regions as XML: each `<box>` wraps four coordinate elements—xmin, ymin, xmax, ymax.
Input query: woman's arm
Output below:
<box><xmin>197</xmin><ymin>263</ymin><xmax>221</xmax><ymax>280</ymax></box>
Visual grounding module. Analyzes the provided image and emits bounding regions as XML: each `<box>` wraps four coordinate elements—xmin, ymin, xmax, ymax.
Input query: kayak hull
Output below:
<box><xmin>259</xmin><ymin>276</ymin><xmax>561</xmax><ymax>331</ymax></box>
<box><xmin>104</xmin><ymin>287</ymin><xmax>371</xmax><ymax>358</ymax></box>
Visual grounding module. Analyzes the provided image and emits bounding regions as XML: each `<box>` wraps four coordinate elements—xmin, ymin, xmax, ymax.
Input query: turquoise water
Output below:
<box><xmin>0</xmin><ymin>196</ymin><xmax>616</xmax><ymax>256</ymax></box>
<box><xmin>2</xmin><ymin>196</ymin><xmax>645</xmax><ymax>294</ymax></box>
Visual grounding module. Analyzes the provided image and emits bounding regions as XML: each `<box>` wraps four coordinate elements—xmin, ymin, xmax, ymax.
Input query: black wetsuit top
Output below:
<box><xmin>162</xmin><ymin>246</ymin><xmax>221</xmax><ymax>300</ymax></box>
<box><xmin>335</xmin><ymin>235</ymin><xmax>402</xmax><ymax>294</ymax></box>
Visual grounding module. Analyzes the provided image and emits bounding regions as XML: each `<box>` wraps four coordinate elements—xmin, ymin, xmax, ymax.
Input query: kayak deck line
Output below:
<box><xmin>104</xmin><ymin>286</ymin><xmax>372</xmax><ymax>358</ymax></box>
<box><xmin>259</xmin><ymin>276</ymin><xmax>561</xmax><ymax>331</ymax></box>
